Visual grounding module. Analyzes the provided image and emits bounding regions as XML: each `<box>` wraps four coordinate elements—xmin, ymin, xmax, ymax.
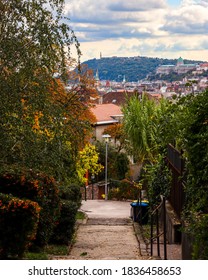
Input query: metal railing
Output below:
<box><xmin>150</xmin><ymin>196</ymin><xmax>167</xmax><ymax>260</ymax></box>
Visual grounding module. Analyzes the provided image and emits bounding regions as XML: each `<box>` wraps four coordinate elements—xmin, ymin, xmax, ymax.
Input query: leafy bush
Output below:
<box><xmin>108</xmin><ymin>179</ymin><xmax>140</xmax><ymax>200</ymax></box>
<box><xmin>0</xmin><ymin>193</ymin><xmax>40</xmax><ymax>259</ymax></box>
<box><xmin>0</xmin><ymin>168</ymin><xmax>60</xmax><ymax>248</ymax></box>
<box><xmin>50</xmin><ymin>200</ymin><xmax>78</xmax><ymax>245</ymax></box>
<box><xmin>50</xmin><ymin>184</ymin><xmax>81</xmax><ymax>245</ymax></box>
<box><xmin>143</xmin><ymin>157</ymin><xmax>172</xmax><ymax>208</ymax></box>
<box><xmin>180</xmin><ymin>90</ymin><xmax>208</xmax><ymax>259</ymax></box>
<box><xmin>58</xmin><ymin>184</ymin><xmax>82</xmax><ymax>207</ymax></box>
<box><xmin>185</xmin><ymin>213</ymin><xmax>208</xmax><ymax>260</ymax></box>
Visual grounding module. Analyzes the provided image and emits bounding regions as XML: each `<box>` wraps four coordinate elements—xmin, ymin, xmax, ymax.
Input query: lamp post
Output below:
<box><xmin>91</xmin><ymin>173</ymin><xmax>95</xmax><ymax>200</ymax></box>
<box><xmin>102</xmin><ymin>134</ymin><xmax>111</xmax><ymax>200</ymax></box>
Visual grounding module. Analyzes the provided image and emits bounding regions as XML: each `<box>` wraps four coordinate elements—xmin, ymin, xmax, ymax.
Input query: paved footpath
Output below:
<box><xmin>52</xmin><ymin>200</ymin><xmax>149</xmax><ymax>260</ymax></box>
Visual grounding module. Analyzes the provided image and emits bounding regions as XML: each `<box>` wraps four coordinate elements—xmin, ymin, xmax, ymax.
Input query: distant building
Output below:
<box><xmin>90</xmin><ymin>103</ymin><xmax>123</xmax><ymax>142</ymax></box>
<box><xmin>156</xmin><ymin>64</ymin><xmax>175</xmax><ymax>75</ymax></box>
<box><xmin>197</xmin><ymin>63</ymin><xmax>208</xmax><ymax>71</ymax></box>
<box><xmin>94</xmin><ymin>69</ymin><xmax>101</xmax><ymax>88</ymax></box>
<box><xmin>156</xmin><ymin>57</ymin><xmax>198</xmax><ymax>75</ymax></box>
<box><xmin>100</xmin><ymin>91</ymin><xmax>138</xmax><ymax>106</ymax></box>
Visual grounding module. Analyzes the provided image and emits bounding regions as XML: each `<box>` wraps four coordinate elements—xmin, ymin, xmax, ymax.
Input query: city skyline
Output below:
<box><xmin>64</xmin><ymin>0</ymin><xmax>208</xmax><ymax>62</ymax></box>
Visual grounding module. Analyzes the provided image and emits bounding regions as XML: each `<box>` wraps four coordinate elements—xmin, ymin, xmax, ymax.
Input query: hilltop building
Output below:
<box><xmin>156</xmin><ymin>57</ymin><xmax>198</xmax><ymax>75</ymax></box>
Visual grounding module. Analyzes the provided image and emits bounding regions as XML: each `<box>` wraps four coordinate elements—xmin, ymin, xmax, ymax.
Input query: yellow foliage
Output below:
<box><xmin>76</xmin><ymin>144</ymin><xmax>103</xmax><ymax>183</ymax></box>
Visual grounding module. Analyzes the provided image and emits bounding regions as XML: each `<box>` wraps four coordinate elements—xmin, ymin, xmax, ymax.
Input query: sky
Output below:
<box><xmin>64</xmin><ymin>0</ymin><xmax>208</xmax><ymax>62</ymax></box>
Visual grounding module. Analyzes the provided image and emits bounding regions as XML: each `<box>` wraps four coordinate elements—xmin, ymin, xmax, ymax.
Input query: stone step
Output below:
<box><xmin>86</xmin><ymin>218</ymin><xmax>132</xmax><ymax>226</ymax></box>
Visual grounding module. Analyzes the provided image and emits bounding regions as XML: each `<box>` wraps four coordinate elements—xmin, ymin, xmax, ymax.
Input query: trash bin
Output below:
<box><xmin>130</xmin><ymin>201</ymin><xmax>149</xmax><ymax>224</ymax></box>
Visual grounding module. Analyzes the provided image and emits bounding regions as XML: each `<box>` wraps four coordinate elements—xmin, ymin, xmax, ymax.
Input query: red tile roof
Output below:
<box><xmin>91</xmin><ymin>104</ymin><xmax>122</xmax><ymax>123</ymax></box>
<box><xmin>102</xmin><ymin>91</ymin><xmax>136</xmax><ymax>105</ymax></box>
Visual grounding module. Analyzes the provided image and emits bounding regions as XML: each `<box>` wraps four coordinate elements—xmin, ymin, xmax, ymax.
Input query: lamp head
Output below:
<box><xmin>102</xmin><ymin>134</ymin><xmax>111</xmax><ymax>143</ymax></box>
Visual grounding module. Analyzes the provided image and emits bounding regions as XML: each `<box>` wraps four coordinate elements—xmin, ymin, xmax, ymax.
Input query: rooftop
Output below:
<box><xmin>90</xmin><ymin>103</ymin><xmax>123</xmax><ymax>124</ymax></box>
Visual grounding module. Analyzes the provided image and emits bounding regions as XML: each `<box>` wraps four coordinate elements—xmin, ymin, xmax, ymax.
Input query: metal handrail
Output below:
<box><xmin>151</xmin><ymin>197</ymin><xmax>164</xmax><ymax>215</ymax></box>
<box><xmin>150</xmin><ymin>196</ymin><xmax>167</xmax><ymax>260</ymax></box>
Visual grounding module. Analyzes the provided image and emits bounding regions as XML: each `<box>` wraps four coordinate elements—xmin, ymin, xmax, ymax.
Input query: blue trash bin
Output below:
<box><xmin>130</xmin><ymin>201</ymin><xmax>149</xmax><ymax>224</ymax></box>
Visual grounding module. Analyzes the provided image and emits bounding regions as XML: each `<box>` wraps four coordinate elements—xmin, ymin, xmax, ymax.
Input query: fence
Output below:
<box><xmin>167</xmin><ymin>144</ymin><xmax>185</xmax><ymax>218</ymax></box>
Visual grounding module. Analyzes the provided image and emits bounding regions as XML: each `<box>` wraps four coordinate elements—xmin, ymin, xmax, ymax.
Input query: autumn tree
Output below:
<box><xmin>0</xmin><ymin>0</ymin><xmax>96</xmax><ymax>183</ymax></box>
<box><xmin>0</xmin><ymin>1</ymin><xmax>101</xmax><ymax>257</ymax></box>
<box><xmin>67</xmin><ymin>63</ymin><xmax>99</xmax><ymax>103</ymax></box>
<box><xmin>103</xmin><ymin>123</ymin><xmax>125</xmax><ymax>152</ymax></box>
<box><xmin>76</xmin><ymin>144</ymin><xmax>103</xmax><ymax>184</ymax></box>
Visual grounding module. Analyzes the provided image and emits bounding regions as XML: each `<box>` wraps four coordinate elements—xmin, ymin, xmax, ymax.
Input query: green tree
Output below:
<box><xmin>95</xmin><ymin>141</ymin><xmax>129</xmax><ymax>181</ymax></box>
<box><xmin>0</xmin><ymin>0</ymin><xmax>93</xmax><ymax>183</ymax></box>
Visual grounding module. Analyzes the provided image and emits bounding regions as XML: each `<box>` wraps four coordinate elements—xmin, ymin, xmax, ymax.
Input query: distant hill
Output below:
<box><xmin>82</xmin><ymin>56</ymin><xmax>204</xmax><ymax>82</ymax></box>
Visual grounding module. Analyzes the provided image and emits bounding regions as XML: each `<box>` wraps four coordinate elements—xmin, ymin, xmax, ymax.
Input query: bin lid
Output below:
<box><xmin>132</xmin><ymin>199</ymin><xmax>149</xmax><ymax>203</ymax></box>
<box><xmin>130</xmin><ymin>201</ymin><xmax>149</xmax><ymax>207</ymax></box>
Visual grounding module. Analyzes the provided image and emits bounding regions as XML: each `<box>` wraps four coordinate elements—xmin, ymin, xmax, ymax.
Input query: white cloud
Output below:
<box><xmin>162</xmin><ymin>3</ymin><xmax>208</xmax><ymax>34</ymax></box>
<box><xmin>108</xmin><ymin>0</ymin><xmax>166</xmax><ymax>11</ymax></box>
<box><xmin>64</xmin><ymin>0</ymin><xmax>208</xmax><ymax>62</ymax></box>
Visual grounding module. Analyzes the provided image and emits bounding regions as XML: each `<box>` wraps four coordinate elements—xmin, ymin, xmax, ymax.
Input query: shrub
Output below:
<box><xmin>50</xmin><ymin>200</ymin><xmax>78</xmax><ymax>245</ymax></box>
<box><xmin>186</xmin><ymin>213</ymin><xmax>208</xmax><ymax>260</ymax></box>
<box><xmin>0</xmin><ymin>168</ymin><xmax>60</xmax><ymax>248</ymax></box>
<box><xmin>58</xmin><ymin>184</ymin><xmax>82</xmax><ymax>207</ymax></box>
<box><xmin>181</xmin><ymin>90</ymin><xmax>208</xmax><ymax>259</ymax></box>
<box><xmin>141</xmin><ymin>157</ymin><xmax>172</xmax><ymax>208</ymax></box>
<box><xmin>50</xmin><ymin>184</ymin><xmax>81</xmax><ymax>245</ymax></box>
<box><xmin>0</xmin><ymin>193</ymin><xmax>40</xmax><ymax>259</ymax></box>
<box><xmin>108</xmin><ymin>179</ymin><xmax>140</xmax><ymax>200</ymax></box>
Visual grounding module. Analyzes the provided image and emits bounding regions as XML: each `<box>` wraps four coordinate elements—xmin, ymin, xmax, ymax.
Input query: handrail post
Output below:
<box><xmin>150</xmin><ymin>196</ymin><xmax>167</xmax><ymax>259</ymax></box>
<box><xmin>139</xmin><ymin>189</ymin><xmax>142</xmax><ymax>224</ymax></box>
<box><xmin>163</xmin><ymin>196</ymin><xmax>167</xmax><ymax>260</ymax></box>
<box><xmin>150</xmin><ymin>213</ymin><xmax>153</xmax><ymax>256</ymax></box>
<box><xmin>156</xmin><ymin>208</ymin><xmax>160</xmax><ymax>257</ymax></box>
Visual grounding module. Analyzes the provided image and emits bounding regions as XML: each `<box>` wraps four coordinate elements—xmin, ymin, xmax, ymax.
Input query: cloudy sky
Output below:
<box><xmin>64</xmin><ymin>0</ymin><xmax>208</xmax><ymax>62</ymax></box>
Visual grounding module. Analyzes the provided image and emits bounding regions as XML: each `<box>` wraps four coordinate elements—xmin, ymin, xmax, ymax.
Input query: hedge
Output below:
<box><xmin>58</xmin><ymin>184</ymin><xmax>82</xmax><ymax>207</ymax></box>
<box><xmin>108</xmin><ymin>179</ymin><xmax>140</xmax><ymax>200</ymax></box>
<box><xmin>50</xmin><ymin>184</ymin><xmax>81</xmax><ymax>245</ymax></box>
<box><xmin>0</xmin><ymin>193</ymin><xmax>40</xmax><ymax>259</ymax></box>
<box><xmin>0</xmin><ymin>169</ymin><xmax>60</xmax><ymax>248</ymax></box>
<box><xmin>50</xmin><ymin>200</ymin><xmax>78</xmax><ymax>245</ymax></box>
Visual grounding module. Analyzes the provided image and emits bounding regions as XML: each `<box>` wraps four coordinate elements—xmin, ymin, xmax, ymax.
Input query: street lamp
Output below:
<box><xmin>91</xmin><ymin>173</ymin><xmax>95</xmax><ymax>200</ymax></box>
<box><xmin>102</xmin><ymin>134</ymin><xmax>111</xmax><ymax>200</ymax></box>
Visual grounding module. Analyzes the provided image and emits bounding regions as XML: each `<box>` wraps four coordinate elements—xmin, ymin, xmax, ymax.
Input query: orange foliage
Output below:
<box><xmin>47</xmin><ymin>70</ymin><xmax>97</xmax><ymax>146</ymax></box>
<box><xmin>103</xmin><ymin>123</ymin><xmax>124</xmax><ymax>139</ymax></box>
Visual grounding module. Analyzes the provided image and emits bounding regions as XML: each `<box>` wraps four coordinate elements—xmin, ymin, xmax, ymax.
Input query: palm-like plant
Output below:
<box><xmin>122</xmin><ymin>94</ymin><xmax>168</xmax><ymax>164</ymax></box>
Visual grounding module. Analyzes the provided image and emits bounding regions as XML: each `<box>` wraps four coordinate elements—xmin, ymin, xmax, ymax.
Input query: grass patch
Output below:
<box><xmin>45</xmin><ymin>244</ymin><xmax>69</xmax><ymax>255</ymax></box>
<box><xmin>141</xmin><ymin>224</ymin><xmax>151</xmax><ymax>244</ymax></box>
<box><xmin>76</xmin><ymin>211</ymin><xmax>86</xmax><ymax>220</ymax></box>
<box><xmin>24</xmin><ymin>251</ymin><xmax>49</xmax><ymax>260</ymax></box>
<box><xmin>24</xmin><ymin>244</ymin><xmax>69</xmax><ymax>259</ymax></box>
<box><xmin>141</xmin><ymin>223</ymin><xmax>160</xmax><ymax>245</ymax></box>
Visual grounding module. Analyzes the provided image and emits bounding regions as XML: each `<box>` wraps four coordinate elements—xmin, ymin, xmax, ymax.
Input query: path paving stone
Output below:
<box><xmin>52</xmin><ymin>200</ymin><xmax>149</xmax><ymax>260</ymax></box>
<box><xmin>65</xmin><ymin>222</ymin><xmax>141</xmax><ymax>260</ymax></box>
<box><xmin>51</xmin><ymin>200</ymin><xmax>181</xmax><ymax>260</ymax></box>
